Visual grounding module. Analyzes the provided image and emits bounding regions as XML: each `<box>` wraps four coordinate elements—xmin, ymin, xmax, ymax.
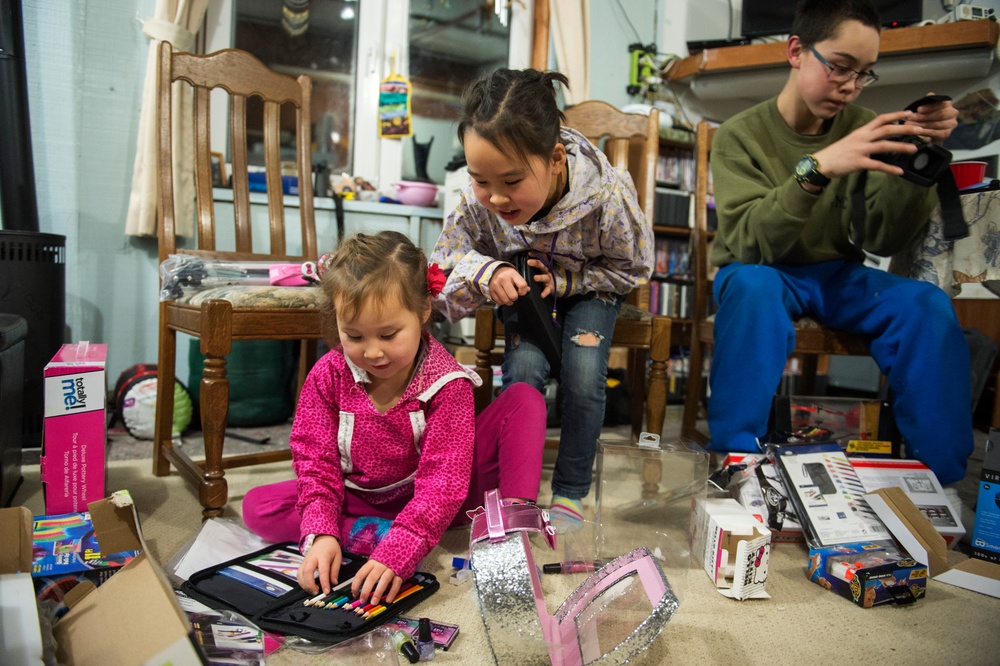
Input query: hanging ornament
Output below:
<box><xmin>379</xmin><ymin>52</ymin><xmax>412</xmax><ymax>139</ymax></box>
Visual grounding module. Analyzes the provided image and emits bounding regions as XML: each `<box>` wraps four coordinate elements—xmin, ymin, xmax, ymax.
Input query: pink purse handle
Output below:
<box><xmin>469</xmin><ymin>489</ymin><xmax>557</xmax><ymax>550</ymax></box>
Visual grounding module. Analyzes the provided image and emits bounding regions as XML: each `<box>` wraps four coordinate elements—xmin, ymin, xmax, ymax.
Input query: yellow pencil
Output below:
<box><xmin>364</xmin><ymin>605</ymin><xmax>388</xmax><ymax>620</ymax></box>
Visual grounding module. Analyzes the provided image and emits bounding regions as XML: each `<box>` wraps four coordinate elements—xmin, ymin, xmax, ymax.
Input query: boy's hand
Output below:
<box><xmin>298</xmin><ymin>535</ymin><xmax>342</xmax><ymax>595</ymax></box>
<box><xmin>905</xmin><ymin>92</ymin><xmax>958</xmax><ymax>144</ymax></box>
<box><xmin>526</xmin><ymin>258</ymin><xmax>555</xmax><ymax>298</ymax></box>
<box><xmin>489</xmin><ymin>265</ymin><xmax>530</xmax><ymax>305</ymax></box>
<box><xmin>813</xmin><ymin>110</ymin><xmax>927</xmax><ymax>179</ymax></box>
<box><xmin>351</xmin><ymin>558</ymin><xmax>404</xmax><ymax>607</ymax></box>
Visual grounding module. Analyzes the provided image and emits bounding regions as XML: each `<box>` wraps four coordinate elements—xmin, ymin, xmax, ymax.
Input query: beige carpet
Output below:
<box><xmin>12</xmin><ymin>456</ymin><xmax>1000</xmax><ymax>665</ymax></box>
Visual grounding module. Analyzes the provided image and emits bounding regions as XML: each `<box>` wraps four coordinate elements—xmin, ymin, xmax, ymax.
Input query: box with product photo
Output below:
<box><xmin>866</xmin><ymin>486</ymin><xmax>1000</xmax><ymax>599</ymax></box>
<box><xmin>41</xmin><ymin>342</ymin><xmax>108</xmax><ymax>514</ymax></box>
<box><xmin>772</xmin><ymin>443</ymin><xmax>928</xmax><ymax>607</ymax></box>
<box><xmin>720</xmin><ymin>452</ymin><xmax>805</xmax><ymax>543</ymax></box>
<box><xmin>851</xmin><ymin>458</ymin><xmax>964</xmax><ymax>547</ymax></box>
<box><xmin>690</xmin><ymin>496</ymin><xmax>771</xmax><ymax>600</ymax></box>
<box><xmin>775</xmin><ymin>395</ymin><xmax>898</xmax><ymax>457</ymax></box>
<box><xmin>0</xmin><ymin>491</ymin><xmax>205</xmax><ymax>665</ymax></box>
<box><xmin>31</xmin><ymin>507</ymin><xmax>142</xmax><ymax>616</ymax></box>
<box><xmin>971</xmin><ymin>427</ymin><xmax>1000</xmax><ymax>564</ymax></box>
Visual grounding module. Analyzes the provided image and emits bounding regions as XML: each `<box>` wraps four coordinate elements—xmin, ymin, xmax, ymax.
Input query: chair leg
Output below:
<box><xmin>625</xmin><ymin>348</ymin><xmax>647</xmax><ymax>440</ymax></box>
<box><xmin>800</xmin><ymin>354</ymin><xmax>819</xmax><ymax>395</ymax></box>
<box><xmin>198</xmin><ymin>300</ymin><xmax>233</xmax><ymax>519</ymax></box>
<box><xmin>473</xmin><ymin>307</ymin><xmax>498</xmax><ymax>414</ymax></box>
<box><xmin>645</xmin><ymin>316</ymin><xmax>671</xmax><ymax>439</ymax></box>
<box><xmin>682</xmin><ymin>336</ymin><xmax>708</xmax><ymax>445</ymax></box>
<box><xmin>153</xmin><ymin>304</ymin><xmax>176</xmax><ymax>477</ymax></box>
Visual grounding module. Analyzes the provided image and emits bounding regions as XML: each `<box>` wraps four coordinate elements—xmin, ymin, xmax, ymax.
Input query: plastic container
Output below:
<box><xmin>949</xmin><ymin>160</ymin><xmax>987</xmax><ymax>190</ymax></box>
<box><xmin>392</xmin><ymin>181</ymin><xmax>438</xmax><ymax>207</ymax></box>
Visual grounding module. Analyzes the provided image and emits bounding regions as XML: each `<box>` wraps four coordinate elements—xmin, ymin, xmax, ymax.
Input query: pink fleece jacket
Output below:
<box><xmin>291</xmin><ymin>333</ymin><xmax>479</xmax><ymax>579</ymax></box>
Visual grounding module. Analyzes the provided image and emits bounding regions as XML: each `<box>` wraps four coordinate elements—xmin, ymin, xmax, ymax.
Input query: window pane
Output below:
<box><xmin>405</xmin><ymin>1</ymin><xmax>510</xmax><ymax>184</ymax></box>
<box><xmin>233</xmin><ymin>0</ymin><xmax>358</xmax><ymax>176</ymax></box>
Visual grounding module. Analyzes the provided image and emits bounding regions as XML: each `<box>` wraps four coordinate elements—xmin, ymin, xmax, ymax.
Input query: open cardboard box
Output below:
<box><xmin>0</xmin><ymin>492</ymin><xmax>204</xmax><ymax>665</ymax></box>
<box><xmin>866</xmin><ymin>487</ymin><xmax>1000</xmax><ymax>598</ymax></box>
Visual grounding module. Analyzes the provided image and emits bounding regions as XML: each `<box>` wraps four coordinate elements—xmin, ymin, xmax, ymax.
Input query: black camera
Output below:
<box><xmin>873</xmin><ymin>94</ymin><xmax>953</xmax><ymax>187</ymax></box>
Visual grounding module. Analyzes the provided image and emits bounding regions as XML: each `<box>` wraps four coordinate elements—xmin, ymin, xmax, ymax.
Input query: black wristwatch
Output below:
<box><xmin>793</xmin><ymin>154</ymin><xmax>831</xmax><ymax>189</ymax></box>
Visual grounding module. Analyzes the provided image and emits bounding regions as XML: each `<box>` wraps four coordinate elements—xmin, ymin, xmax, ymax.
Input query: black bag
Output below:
<box><xmin>181</xmin><ymin>541</ymin><xmax>439</xmax><ymax>644</ymax></box>
<box><xmin>512</xmin><ymin>253</ymin><xmax>563</xmax><ymax>377</ymax></box>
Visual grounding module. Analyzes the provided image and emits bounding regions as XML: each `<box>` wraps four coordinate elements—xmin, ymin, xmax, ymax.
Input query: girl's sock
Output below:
<box><xmin>549</xmin><ymin>495</ymin><xmax>584</xmax><ymax>533</ymax></box>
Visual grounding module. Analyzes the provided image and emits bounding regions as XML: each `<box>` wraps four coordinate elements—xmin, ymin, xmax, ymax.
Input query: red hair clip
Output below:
<box><xmin>427</xmin><ymin>263</ymin><xmax>446</xmax><ymax>297</ymax></box>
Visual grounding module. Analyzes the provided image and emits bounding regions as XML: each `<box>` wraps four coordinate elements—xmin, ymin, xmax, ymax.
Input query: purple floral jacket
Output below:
<box><xmin>430</xmin><ymin>127</ymin><xmax>654</xmax><ymax>322</ymax></box>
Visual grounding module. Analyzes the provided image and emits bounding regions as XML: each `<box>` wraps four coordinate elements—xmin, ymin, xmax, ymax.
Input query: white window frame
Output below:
<box><xmin>203</xmin><ymin>0</ymin><xmax>534</xmax><ymax>190</ymax></box>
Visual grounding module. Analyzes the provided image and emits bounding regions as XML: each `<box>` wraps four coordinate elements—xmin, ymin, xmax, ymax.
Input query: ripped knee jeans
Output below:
<box><xmin>499</xmin><ymin>291</ymin><xmax>624</xmax><ymax>498</ymax></box>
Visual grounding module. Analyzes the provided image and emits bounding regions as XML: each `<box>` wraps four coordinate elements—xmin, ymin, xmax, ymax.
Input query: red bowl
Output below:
<box><xmin>950</xmin><ymin>161</ymin><xmax>987</xmax><ymax>190</ymax></box>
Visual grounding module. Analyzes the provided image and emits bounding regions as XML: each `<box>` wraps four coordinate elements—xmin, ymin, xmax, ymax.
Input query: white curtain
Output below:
<box><xmin>125</xmin><ymin>0</ymin><xmax>209</xmax><ymax>237</ymax></box>
<box><xmin>550</xmin><ymin>0</ymin><xmax>590</xmax><ymax>106</ymax></box>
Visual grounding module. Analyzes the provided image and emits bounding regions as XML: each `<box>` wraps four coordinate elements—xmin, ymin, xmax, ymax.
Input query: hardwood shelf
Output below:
<box><xmin>667</xmin><ymin>20</ymin><xmax>1000</xmax><ymax>82</ymax></box>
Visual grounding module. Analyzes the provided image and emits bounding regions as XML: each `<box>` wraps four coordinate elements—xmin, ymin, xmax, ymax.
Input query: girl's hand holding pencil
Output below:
<box><xmin>298</xmin><ymin>535</ymin><xmax>343</xmax><ymax>595</ymax></box>
<box><xmin>352</xmin><ymin>558</ymin><xmax>404</xmax><ymax>607</ymax></box>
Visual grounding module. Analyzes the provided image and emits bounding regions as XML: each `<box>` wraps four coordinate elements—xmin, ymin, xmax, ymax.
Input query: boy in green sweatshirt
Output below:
<box><xmin>708</xmin><ymin>0</ymin><xmax>973</xmax><ymax>489</ymax></box>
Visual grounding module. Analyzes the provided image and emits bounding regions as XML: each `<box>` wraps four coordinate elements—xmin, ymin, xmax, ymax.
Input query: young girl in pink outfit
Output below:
<box><xmin>242</xmin><ymin>230</ymin><xmax>545</xmax><ymax>608</ymax></box>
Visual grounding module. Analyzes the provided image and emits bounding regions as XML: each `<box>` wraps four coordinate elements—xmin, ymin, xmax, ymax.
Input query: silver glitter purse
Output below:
<box><xmin>468</xmin><ymin>489</ymin><xmax>679</xmax><ymax>665</ymax></box>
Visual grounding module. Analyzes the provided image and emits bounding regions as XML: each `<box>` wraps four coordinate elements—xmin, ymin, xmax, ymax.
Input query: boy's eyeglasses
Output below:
<box><xmin>809</xmin><ymin>45</ymin><xmax>879</xmax><ymax>88</ymax></box>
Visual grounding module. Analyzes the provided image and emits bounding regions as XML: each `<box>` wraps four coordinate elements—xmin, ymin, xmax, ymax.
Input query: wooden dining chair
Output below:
<box><xmin>680</xmin><ymin>120</ymin><xmax>871</xmax><ymax>445</ymax></box>
<box><xmin>152</xmin><ymin>42</ymin><xmax>323</xmax><ymax>519</ymax></box>
<box><xmin>473</xmin><ymin>101</ymin><xmax>671</xmax><ymax>441</ymax></box>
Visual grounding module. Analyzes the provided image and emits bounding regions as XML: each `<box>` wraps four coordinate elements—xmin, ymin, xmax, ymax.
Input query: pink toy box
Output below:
<box><xmin>41</xmin><ymin>343</ymin><xmax>107</xmax><ymax>514</ymax></box>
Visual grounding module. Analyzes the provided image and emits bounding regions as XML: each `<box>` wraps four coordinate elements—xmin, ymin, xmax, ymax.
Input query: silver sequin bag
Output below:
<box><xmin>468</xmin><ymin>489</ymin><xmax>679</xmax><ymax>665</ymax></box>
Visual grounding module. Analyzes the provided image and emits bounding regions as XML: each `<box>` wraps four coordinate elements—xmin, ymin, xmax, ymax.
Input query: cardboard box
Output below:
<box><xmin>41</xmin><ymin>342</ymin><xmax>108</xmax><ymax>514</ymax></box>
<box><xmin>0</xmin><ymin>492</ymin><xmax>204</xmax><ymax>665</ymax></box>
<box><xmin>850</xmin><ymin>458</ymin><xmax>964</xmax><ymax>547</ymax></box>
<box><xmin>0</xmin><ymin>506</ymin><xmax>43</xmax><ymax>665</ymax></box>
<box><xmin>805</xmin><ymin>538</ymin><xmax>926</xmax><ymax>608</ymax></box>
<box><xmin>691</xmin><ymin>496</ymin><xmax>771</xmax><ymax>599</ymax></box>
<box><xmin>971</xmin><ymin>427</ymin><xmax>1000</xmax><ymax>563</ymax></box>
<box><xmin>720</xmin><ymin>452</ymin><xmax>805</xmax><ymax>543</ymax></box>
<box><xmin>867</xmin><ymin>486</ymin><xmax>1000</xmax><ymax>599</ymax></box>
<box><xmin>31</xmin><ymin>508</ymin><xmax>142</xmax><ymax>614</ymax></box>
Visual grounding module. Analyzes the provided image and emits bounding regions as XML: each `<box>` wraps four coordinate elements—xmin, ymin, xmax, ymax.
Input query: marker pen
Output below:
<box><xmin>542</xmin><ymin>559</ymin><xmax>605</xmax><ymax>574</ymax></box>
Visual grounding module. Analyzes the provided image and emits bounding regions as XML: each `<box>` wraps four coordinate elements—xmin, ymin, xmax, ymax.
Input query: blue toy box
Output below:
<box><xmin>971</xmin><ymin>428</ymin><xmax>1000</xmax><ymax>563</ymax></box>
<box><xmin>807</xmin><ymin>540</ymin><xmax>926</xmax><ymax>608</ymax></box>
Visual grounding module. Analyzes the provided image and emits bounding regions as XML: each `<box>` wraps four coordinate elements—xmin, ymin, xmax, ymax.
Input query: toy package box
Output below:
<box><xmin>806</xmin><ymin>541</ymin><xmax>926</xmax><ymax>608</ymax></box>
<box><xmin>851</xmin><ymin>458</ymin><xmax>964</xmax><ymax>547</ymax></box>
<box><xmin>596</xmin><ymin>435</ymin><xmax>709</xmax><ymax>582</ymax></box>
<box><xmin>720</xmin><ymin>452</ymin><xmax>805</xmax><ymax>543</ymax></box>
<box><xmin>773</xmin><ymin>395</ymin><xmax>898</xmax><ymax>457</ymax></box>
<box><xmin>31</xmin><ymin>508</ymin><xmax>141</xmax><ymax>615</ymax></box>
<box><xmin>971</xmin><ymin>427</ymin><xmax>1000</xmax><ymax>563</ymax></box>
<box><xmin>41</xmin><ymin>342</ymin><xmax>108</xmax><ymax>514</ymax></box>
<box><xmin>690</xmin><ymin>496</ymin><xmax>771</xmax><ymax>599</ymax></box>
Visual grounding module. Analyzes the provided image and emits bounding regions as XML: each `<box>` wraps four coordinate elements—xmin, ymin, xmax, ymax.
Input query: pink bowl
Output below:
<box><xmin>393</xmin><ymin>181</ymin><xmax>438</xmax><ymax>207</ymax></box>
<box><xmin>950</xmin><ymin>161</ymin><xmax>987</xmax><ymax>190</ymax></box>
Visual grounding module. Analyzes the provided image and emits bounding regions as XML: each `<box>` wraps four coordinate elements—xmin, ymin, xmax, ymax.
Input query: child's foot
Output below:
<box><xmin>549</xmin><ymin>496</ymin><xmax>584</xmax><ymax>534</ymax></box>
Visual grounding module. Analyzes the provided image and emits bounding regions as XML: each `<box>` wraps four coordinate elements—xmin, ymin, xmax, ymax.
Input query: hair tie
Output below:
<box><xmin>427</xmin><ymin>263</ymin><xmax>446</xmax><ymax>297</ymax></box>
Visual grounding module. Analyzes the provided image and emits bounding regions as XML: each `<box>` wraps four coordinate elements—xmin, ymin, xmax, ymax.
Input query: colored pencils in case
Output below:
<box><xmin>390</xmin><ymin>584</ymin><xmax>424</xmax><ymax>604</ymax></box>
<box><xmin>365</xmin><ymin>605</ymin><xmax>388</xmax><ymax>620</ymax></box>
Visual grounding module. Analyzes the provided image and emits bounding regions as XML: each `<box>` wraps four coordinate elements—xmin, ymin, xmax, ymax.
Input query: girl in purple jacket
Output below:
<box><xmin>242</xmin><ymin>231</ymin><xmax>545</xmax><ymax>608</ymax></box>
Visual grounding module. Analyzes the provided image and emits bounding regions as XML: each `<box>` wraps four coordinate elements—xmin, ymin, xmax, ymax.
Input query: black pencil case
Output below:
<box><xmin>181</xmin><ymin>541</ymin><xmax>440</xmax><ymax>643</ymax></box>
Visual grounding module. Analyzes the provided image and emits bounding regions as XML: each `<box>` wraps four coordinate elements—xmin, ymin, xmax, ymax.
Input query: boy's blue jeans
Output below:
<box><xmin>499</xmin><ymin>292</ymin><xmax>624</xmax><ymax>499</ymax></box>
<box><xmin>708</xmin><ymin>260</ymin><xmax>973</xmax><ymax>486</ymax></box>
